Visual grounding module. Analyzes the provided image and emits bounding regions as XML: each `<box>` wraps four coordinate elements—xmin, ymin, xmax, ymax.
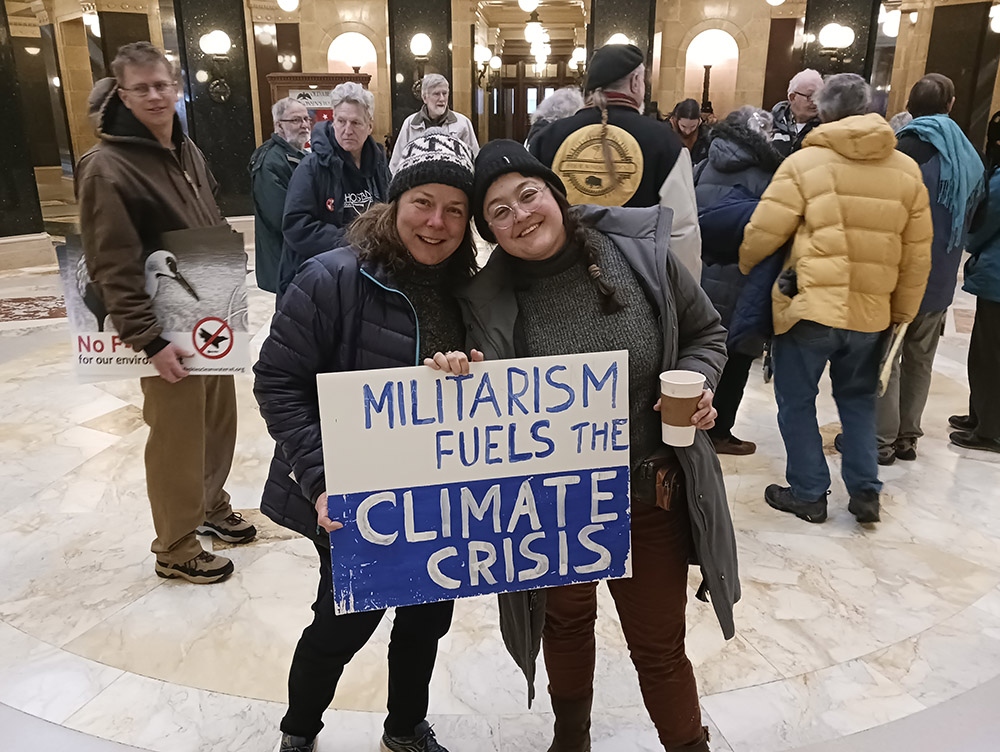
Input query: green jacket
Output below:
<box><xmin>249</xmin><ymin>134</ymin><xmax>305</xmax><ymax>293</ymax></box>
<box><xmin>455</xmin><ymin>204</ymin><xmax>740</xmax><ymax>705</ymax></box>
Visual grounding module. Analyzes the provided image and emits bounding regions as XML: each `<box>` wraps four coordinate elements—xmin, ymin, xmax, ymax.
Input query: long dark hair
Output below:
<box><xmin>347</xmin><ymin>201</ymin><xmax>478</xmax><ymax>282</ymax></box>
<box><xmin>550</xmin><ymin>189</ymin><xmax>625</xmax><ymax>315</ymax></box>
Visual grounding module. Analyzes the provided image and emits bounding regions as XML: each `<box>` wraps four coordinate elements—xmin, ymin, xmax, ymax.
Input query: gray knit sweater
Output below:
<box><xmin>510</xmin><ymin>230</ymin><xmax>663</xmax><ymax>469</ymax></box>
<box><xmin>395</xmin><ymin>257</ymin><xmax>466</xmax><ymax>361</ymax></box>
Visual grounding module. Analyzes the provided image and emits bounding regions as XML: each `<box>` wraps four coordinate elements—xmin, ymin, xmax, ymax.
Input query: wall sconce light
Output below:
<box><xmin>83</xmin><ymin>11</ymin><xmax>101</xmax><ymax>38</ymax></box>
<box><xmin>51</xmin><ymin>75</ymin><xmax>61</xmax><ymax>87</ymax></box>
<box><xmin>606</xmin><ymin>33</ymin><xmax>631</xmax><ymax>45</ymax></box>
<box><xmin>517</xmin><ymin>0</ymin><xmax>539</xmax><ymax>11</ymax></box>
<box><xmin>818</xmin><ymin>22</ymin><xmax>855</xmax><ymax>49</ymax></box>
<box><xmin>25</xmin><ymin>46</ymin><xmax>42</xmax><ymax>55</ymax></box>
<box><xmin>766</xmin><ymin>0</ymin><xmax>786</xmax><ymax>6</ymax></box>
<box><xmin>278</xmin><ymin>53</ymin><xmax>297</xmax><ymax>71</ymax></box>
<box><xmin>198</xmin><ymin>29</ymin><xmax>233</xmax><ymax>103</ymax></box>
<box><xmin>991</xmin><ymin>5</ymin><xmax>1000</xmax><ymax>34</ymax></box>
<box><xmin>276</xmin><ymin>0</ymin><xmax>299</xmax><ymax>11</ymax></box>
<box><xmin>410</xmin><ymin>33</ymin><xmax>432</xmax><ymax>98</ymax></box>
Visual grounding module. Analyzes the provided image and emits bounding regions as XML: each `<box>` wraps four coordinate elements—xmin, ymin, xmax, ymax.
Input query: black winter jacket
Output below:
<box><xmin>249</xmin><ymin>134</ymin><xmax>305</xmax><ymax>293</ymax></box>
<box><xmin>253</xmin><ymin>248</ymin><xmax>424</xmax><ymax>539</ymax></box>
<box><xmin>278</xmin><ymin>122</ymin><xmax>390</xmax><ymax>296</ymax></box>
<box><xmin>695</xmin><ymin>123</ymin><xmax>781</xmax><ymax>357</ymax></box>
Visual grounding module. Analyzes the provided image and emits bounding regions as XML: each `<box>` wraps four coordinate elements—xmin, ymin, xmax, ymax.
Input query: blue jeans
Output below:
<box><xmin>772</xmin><ymin>321</ymin><xmax>884</xmax><ymax>499</ymax></box>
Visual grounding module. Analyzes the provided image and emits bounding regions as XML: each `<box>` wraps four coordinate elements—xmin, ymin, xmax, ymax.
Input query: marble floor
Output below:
<box><xmin>1</xmin><ymin>257</ymin><xmax>998</xmax><ymax>752</ymax></box>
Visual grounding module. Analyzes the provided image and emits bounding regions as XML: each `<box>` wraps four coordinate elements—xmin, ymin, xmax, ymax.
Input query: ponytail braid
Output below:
<box><xmin>589</xmin><ymin>89</ymin><xmax>622</xmax><ymax>189</ymax></box>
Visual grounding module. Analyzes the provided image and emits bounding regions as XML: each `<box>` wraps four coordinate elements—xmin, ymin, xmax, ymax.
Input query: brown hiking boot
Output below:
<box><xmin>546</xmin><ymin>693</ymin><xmax>592</xmax><ymax>752</ymax></box>
<box><xmin>197</xmin><ymin>511</ymin><xmax>257</xmax><ymax>544</ymax></box>
<box><xmin>155</xmin><ymin>550</ymin><xmax>234</xmax><ymax>584</ymax></box>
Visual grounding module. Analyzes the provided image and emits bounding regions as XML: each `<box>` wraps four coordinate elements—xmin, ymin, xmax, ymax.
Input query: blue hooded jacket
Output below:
<box><xmin>964</xmin><ymin>167</ymin><xmax>1000</xmax><ymax>304</ymax></box>
<box><xmin>695</xmin><ymin>122</ymin><xmax>782</xmax><ymax>357</ymax></box>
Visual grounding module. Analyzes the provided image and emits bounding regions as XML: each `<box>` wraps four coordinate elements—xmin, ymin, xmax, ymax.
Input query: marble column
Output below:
<box><xmin>173</xmin><ymin>0</ymin><xmax>255</xmax><ymax>216</ymax></box>
<box><xmin>588</xmin><ymin>0</ymin><xmax>656</xmax><ymax>66</ymax></box>
<box><xmin>387</xmin><ymin>0</ymin><xmax>452</xmax><ymax>135</ymax></box>
<box><xmin>0</xmin><ymin>0</ymin><xmax>44</xmax><ymax>239</ymax></box>
<box><xmin>802</xmin><ymin>0</ymin><xmax>881</xmax><ymax>77</ymax></box>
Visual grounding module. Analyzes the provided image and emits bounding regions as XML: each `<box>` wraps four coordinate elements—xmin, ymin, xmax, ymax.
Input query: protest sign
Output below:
<box><xmin>56</xmin><ymin>225</ymin><xmax>250</xmax><ymax>381</ymax></box>
<box><xmin>317</xmin><ymin>351</ymin><xmax>631</xmax><ymax>614</ymax></box>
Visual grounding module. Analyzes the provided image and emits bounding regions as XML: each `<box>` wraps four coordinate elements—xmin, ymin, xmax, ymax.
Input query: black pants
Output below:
<box><xmin>969</xmin><ymin>297</ymin><xmax>1000</xmax><ymax>439</ymax></box>
<box><xmin>708</xmin><ymin>351</ymin><xmax>756</xmax><ymax>439</ymax></box>
<box><xmin>280</xmin><ymin>539</ymin><xmax>455</xmax><ymax>740</ymax></box>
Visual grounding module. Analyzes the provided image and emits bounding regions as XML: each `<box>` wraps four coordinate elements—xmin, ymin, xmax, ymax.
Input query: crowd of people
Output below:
<box><xmin>76</xmin><ymin>38</ymin><xmax>1000</xmax><ymax>752</ymax></box>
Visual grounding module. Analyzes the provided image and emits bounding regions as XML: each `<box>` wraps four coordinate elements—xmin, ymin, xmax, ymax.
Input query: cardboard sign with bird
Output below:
<box><xmin>56</xmin><ymin>226</ymin><xmax>250</xmax><ymax>381</ymax></box>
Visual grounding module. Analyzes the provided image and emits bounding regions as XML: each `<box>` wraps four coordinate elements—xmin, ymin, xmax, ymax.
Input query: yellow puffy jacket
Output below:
<box><xmin>739</xmin><ymin>113</ymin><xmax>933</xmax><ymax>335</ymax></box>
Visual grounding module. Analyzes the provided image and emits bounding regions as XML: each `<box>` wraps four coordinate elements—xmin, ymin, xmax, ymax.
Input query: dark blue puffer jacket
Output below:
<box><xmin>253</xmin><ymin>247</ymin><xmax>419</xmax><ymax>539</ymax></box>
<box><xmin>278</xmin><ymin>122</ymin><xmax>391</xmax><ymax>296</ymax></box>
<box><xmin>695</xmin><ymin>123</ymin><xmax>781</xmax><ymax>357</ymax></box>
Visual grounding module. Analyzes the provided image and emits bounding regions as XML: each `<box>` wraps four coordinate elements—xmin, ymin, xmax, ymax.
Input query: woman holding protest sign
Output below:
<box><xmin>253</xmin><ymin>131</ymin><xmax>477</xmax><ymax>752</ymax></box>
<box><xmin>429</xmin><ymin>140</ymin><xmax>738</xmax><ymax>752</ymax></box>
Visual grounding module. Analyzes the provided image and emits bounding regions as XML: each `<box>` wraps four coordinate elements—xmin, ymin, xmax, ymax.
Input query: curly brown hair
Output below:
<box><xmin>346</xmin><ymin>202</ymin><xmax>479</xmax><ymax>281</ymax></box>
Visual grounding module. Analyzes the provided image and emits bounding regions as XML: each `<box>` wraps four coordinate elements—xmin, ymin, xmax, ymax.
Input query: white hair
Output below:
<box><xmin>728</xmin><ymin>105</ymin><xmax>774</xmax><ymax>136</ymax></box>
<box><xmin>331</xmin><ymin>82</ymin><xmax>375</xmax><ymax>122</ymax></box>
<box><xmin>271</xmin><ymin>96</ymin><xmax>303</xmax><ymax>125</ymax></box>
<box><xmin>421</xmin><ymin>74</ymin><xmax>450</xmax><ymax>97</ymax></box>
<box><xmin>532</xmin><ymin>87</ymin><xmax>584</xmax><ymax>124</ymax></box>
<box><xmin>816</xmin><ymin>73</ymin><xmax>871</xmax><ymax>122</ymax></box>
<box><xmin>788</xmin><ymin>68</ymin><xmax>824</xmax><ymax>97</ymax></box>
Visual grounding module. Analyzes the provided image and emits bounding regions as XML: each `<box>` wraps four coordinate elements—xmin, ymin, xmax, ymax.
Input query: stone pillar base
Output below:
<box><xmin>0</xmin><ymin>233</ymin><xmax>56</xmax><ymax>272</ymax></box>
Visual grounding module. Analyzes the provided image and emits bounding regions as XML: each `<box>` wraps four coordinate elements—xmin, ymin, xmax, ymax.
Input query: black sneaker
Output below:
<box><xmin>949</xmin><ymin>414</ymin><xmax>978</xmax><ymax>432</ymax></box>
<box><xmin>765</xmin><ymin>484</ymin><xmax>828</xmax><ymax>523</ymax></box>
<box><xmin>950</xmin><ymin>430</ymin><xmax>1000</xmax><ymax>454</ymax></box>
<box><xmin>380</xmin><ymin>721</ymin><xmax>448</xmax><ymax>752</ymax></box>
<box><xmin>894</xmin><ymin>438</ymin><xmax>917</xmax><ymax>462</ymax></box>
<box><xmin>154</xmin><ymin>550</ymin><xmax>233</xmax><ymax>584</ymax></box>
<box><xmin>197</xmin><ymin>512</ymin><xmax>257</xmax><ymax>544</ymax></box>
<box><xmin>279</xmin><ymin>734</ymin><xmax>316</xmax><ymax>752</ymax></box>
<box><xmin>848</xmin><ymin>490</ymin><xmax>881</xmax><ymax>523</ymax></box>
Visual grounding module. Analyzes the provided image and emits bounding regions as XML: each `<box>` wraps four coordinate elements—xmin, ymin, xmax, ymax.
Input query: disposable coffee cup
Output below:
<box><xmin>659</xmin><ymin>370</ymin><xmax>706</xmax><ymax>447</ymax></box>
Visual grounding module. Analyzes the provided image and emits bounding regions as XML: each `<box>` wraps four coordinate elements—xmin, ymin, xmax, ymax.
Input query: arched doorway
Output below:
<box><xmin>683</xmin><ymin>29</ymin><xmax>739</xmax><ymax>119</ymax></box>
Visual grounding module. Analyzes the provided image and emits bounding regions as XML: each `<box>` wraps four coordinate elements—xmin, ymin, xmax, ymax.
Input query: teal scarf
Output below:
<box><xmin>897</xmin><ymin>114</ymin><xmax>985</xmax><ymax>251</ymax></box>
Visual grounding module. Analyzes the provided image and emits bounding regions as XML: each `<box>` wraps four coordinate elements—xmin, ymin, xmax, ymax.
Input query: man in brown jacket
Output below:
<box><xmin>740</xmin><ymin>74</ymin><xmax>932</xmax><ymax>526</ymax></box>
<box><xmin>76</xmin><ymin>42</ymin><xmax>255</xmax><ymax>583</ymax></box>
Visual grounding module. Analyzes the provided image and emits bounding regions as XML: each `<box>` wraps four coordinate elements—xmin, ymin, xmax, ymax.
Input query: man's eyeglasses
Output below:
<box><xmin>279</xmin><ymin>116</ymin><xmax>312</xmax><ymax>125</ymax></box>
<box><xmin>120</xmin><ymin>81</ymin><xmax>176</xmax><ymax>97</ymax></box>
<box><xmin>791</xmin><ymin>90</ymin><xmax>815</xmax><ymax>102</ymax></box>
<box><xmin>487</xmin><ymin>184</ymin><xmax>548</xmax><ymax>230</ymax></box>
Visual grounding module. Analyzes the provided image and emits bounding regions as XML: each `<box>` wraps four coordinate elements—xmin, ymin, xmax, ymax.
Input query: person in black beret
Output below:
<box><xmin>528</xmin><ymin>43</ymin><xmax>703</xmax><ymax>281</ymax></box>
<box><xmin>430</xmin><ymin>139</ymin><xmax>737</xmax><ymax>752</ymax></box>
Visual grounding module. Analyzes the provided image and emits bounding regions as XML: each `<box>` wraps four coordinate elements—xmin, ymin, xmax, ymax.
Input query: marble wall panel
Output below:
<box><xmin>387</xmin><ymin>0</ymin><xmax>453</xmax><ymax>134</ymax></box>
<box><xmin>174</xmin><ymin>0</ymin><xmax>256</xmax><ymax>215</ymax></box>
<box><xmin>0</xmin><ymin>1</ymin><xmax>44</xmax><ymax>238</ymax></box>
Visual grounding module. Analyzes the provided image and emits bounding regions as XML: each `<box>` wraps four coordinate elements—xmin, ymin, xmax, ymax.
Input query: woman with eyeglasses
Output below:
<box><xmin>254</xmin><ymin>132</ymin><xmax>477</xmax><ymax>752</ymax></box>
<box><xmin>428</xmin><ymin>140</ymin><xmax>739</xmax><ymax>752</ymax></box>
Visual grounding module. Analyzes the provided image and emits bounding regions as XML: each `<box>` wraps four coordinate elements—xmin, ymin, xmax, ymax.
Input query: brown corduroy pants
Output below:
<box><xmin>542</xmin><ymin>500</ymin><xmax>703</xmax><ymax>750</ymax></box>
<box><xmin>140</xmin><ymin>374</ymin><xmax>237</xmax><ymax>564</ymax></box>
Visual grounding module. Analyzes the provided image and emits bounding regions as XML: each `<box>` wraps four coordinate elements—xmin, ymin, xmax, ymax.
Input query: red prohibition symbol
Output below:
<box><xmin>193</xmin><ymin>316</ymin><xmax>234</xmax><ymax>359</ymax></box>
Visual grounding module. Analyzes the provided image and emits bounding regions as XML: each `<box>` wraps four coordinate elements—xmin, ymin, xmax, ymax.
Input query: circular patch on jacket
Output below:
<box><xmin>552</xmin><ymin>124</ymin><xmax>644</xmax><ymax>206</ymax></box>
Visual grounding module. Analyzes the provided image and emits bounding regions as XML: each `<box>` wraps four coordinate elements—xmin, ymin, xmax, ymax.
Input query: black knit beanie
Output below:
<box><xmin>584</xmin><ymin>43</ymin><xmax>644</xmax><ymax>93</ymax></box>
<box><xmin>388</xmin><ymin>129</ymin><xmax>475</xmax><ymax>203</ymax></box>
<box><xmin>472</xmin><ymin>140</ymin><xmax>565</xmax><ymax>242</ymax></box>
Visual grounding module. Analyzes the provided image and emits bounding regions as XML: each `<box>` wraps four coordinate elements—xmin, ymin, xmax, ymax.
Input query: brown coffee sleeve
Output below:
<box><xmin>660</xmin><ymin>395</ymin><xmax>702</xmax><ymax>427</ymax></box>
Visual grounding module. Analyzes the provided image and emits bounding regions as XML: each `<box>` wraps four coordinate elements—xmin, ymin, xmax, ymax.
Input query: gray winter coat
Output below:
<box><xmin>455</xmin><ymin>204</ymin><xmax>740</xmax><ymax>704</ymax></box>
